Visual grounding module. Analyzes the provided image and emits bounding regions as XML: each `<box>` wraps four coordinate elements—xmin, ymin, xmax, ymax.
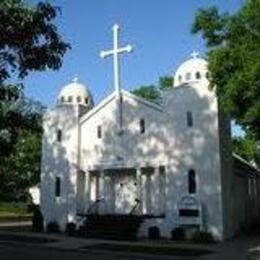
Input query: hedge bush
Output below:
<box><xmin>46</xmin><ymin>221</ymin><xmax>60</xmax><ymax>233</ymax></box>
<box><xmin>191</xmin><ymin>231</ymin><xmax>215</xmax><ymax>244</ymax></box>
<box><xmin>171</xmin><ymin>227</ymin><xmax>185</xmax><ymax>240</ymax></box>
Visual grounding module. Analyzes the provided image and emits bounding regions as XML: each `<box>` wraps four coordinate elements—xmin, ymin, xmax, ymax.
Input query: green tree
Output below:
<box><xmin>0</xmin><ymin>0</ymin><xmax>70</xmax><ymax>81</ymax></box>
<box><xmin>192</xmin><ymin>1</ymin><xmax>260</xmax><ymax>139</ymax></box>
<box><xmin>0</xmin><ymin>0</ymin><xmax>70</xmax><ymax>154</ymax></box>
<box><xmin>132</xmin><ymin>75</ymin><xmax>173</xmax><ymax>104</ymax></box>
<box><xmin>0</xmin><ymin>0</ymin><xmax>69</xmax><ymax>201</ymax></box>
<box><xmin>233</xmin><ymin>134</ymin><xmax>260</xmax><ymax>168</ymax></box>
<box><xmin>132</xmin><ymin>85</ymin><xmax>161</xmax><ymax>104</ymax></box>
<box><xmin>0</xmin><ymin>96</ymin><xmax>44</xmax><ymax>201</ymax></box>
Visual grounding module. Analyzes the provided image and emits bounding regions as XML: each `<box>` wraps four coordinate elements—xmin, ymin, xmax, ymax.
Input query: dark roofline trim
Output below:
<box><xmin>233</xmin><ymin>153</ymin><xmax>260</xmax><ymax>178</ymax></box>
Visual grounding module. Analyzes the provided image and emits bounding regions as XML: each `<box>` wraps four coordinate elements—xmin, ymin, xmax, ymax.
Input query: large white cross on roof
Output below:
<box><xmin>100</xmin><ymin>24</ymin><xmax>133</xmax><ymax>97</ymax></box>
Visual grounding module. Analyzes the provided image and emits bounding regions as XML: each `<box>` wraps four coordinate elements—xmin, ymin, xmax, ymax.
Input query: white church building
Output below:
<box><xmin>40</xmin><ymin>25</ymin><xmax>260</xmax><ymax>241</ymax></box>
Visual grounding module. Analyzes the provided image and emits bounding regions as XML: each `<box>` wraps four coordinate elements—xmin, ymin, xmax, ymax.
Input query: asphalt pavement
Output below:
<box><xmin>0</xmin><ymin>240</ymin><xmax>194</xmax><ymax>260</ymax></box>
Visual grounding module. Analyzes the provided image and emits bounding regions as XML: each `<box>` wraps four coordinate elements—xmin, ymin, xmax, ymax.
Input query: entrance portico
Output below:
<box><xmin>78</xmin><ymin>165</ymin><xmax>166</xmax><ymax>217</ymax></box>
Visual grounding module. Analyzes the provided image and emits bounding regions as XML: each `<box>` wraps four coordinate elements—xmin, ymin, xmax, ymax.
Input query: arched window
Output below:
<box><xmin>186</xmin><ymin>111</ymin><xmax>193</xmax><ymax>127</ymax></box>
<box><xmin>185</xmin><ymin>72</ymin><xmax>191</xmax><ymax>80</ymax></box>
<box><xmin>85</xmin><ymin>97</ymin><xmax>88</xmax><ymax>104</ymax></box>
<box><xmin>77</xmin><ymin>96</ymin><xmax>82</xmax><ymax>103</ymax></box>
<box><xmin>188</xmin><ymin>169</ymin><xmax>196</xmax><ymax>194</ymax></box>
<box><xmin>55</xmin><ymin>177</ymin><xmax>61</xmax><ymax>197</ymax></box>
<box><xmin>97</xmin><ymin>125</ymin><xmax>102</xmax><ymax>139</ymax></box>
<box><xmin>60</xmin><ymin>96</ymin><xmax>65</xmax><ymax>103</ymax></box>
<box><xmin>140</xmin><ymin>119</ymin><xmax>145</xmax><ymax>134</ymax></box>
<box><xmin>57</xmin><ymin>129</ymin><xmax>62</xmax><ymax>142</ymax></box>
<box><xmin>195</xmin><ymin>72</ymin><xmax>201</xmax><ymax>79</ymax></box>
<box><xmin>68</xmin><ymin>96</ymin><xmax>73</xmax><ymax>103</ymax></box>
<box><xmin>178</xmin><ymin>75</ymin><xmax>182</xmax><ymax>83</ymax></box>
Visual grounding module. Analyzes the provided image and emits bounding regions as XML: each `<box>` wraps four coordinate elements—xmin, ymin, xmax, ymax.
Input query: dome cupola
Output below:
<box><xmin>174</xmin><ymin>52</ymin><xmax>209</xmax><ymax>87</ymax></box>
<box><xmin>57</xmin><ymin>78</ymin><xmax>94</xmax><ymax>108</ymax></box>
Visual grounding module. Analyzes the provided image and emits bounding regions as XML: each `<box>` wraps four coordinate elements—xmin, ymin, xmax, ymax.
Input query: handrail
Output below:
<box><xmin>129</xmin><ymin>198</ymin><xmax>141</xmax><ymax>215</ymax></box>
<box><xmin>86</xmin><ymin>198</ymin><xmax>105</xmax><ymax>214</ymax></box>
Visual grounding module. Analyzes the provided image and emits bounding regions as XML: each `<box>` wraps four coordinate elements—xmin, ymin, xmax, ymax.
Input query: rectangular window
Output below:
<box><xmin>188</xmin><ymin>169</ymin><xmax>196</xmax><ymax>194</ymax></box>
<box><xmin>57</xmin><ymin>129</ymin><xmax>62</xmax><ymax>142</ymax></box>
<box><xmin>97</xmin><ymin>125</ymin><xmax>102</xmax><ymax>138</ymax></box>
<box><xmin>187</xmin><ymin>111</ymin><xmax>193</xmax><ymax>127</ymax></box>
<box><xmin>140</xmin><ymin>119</ymin><xmax>145</xmax><ymax>134</ymax></box>
<box><xmin>55</xmin><ymin>177</ymin><xmax>61</xmax><ymax>197</ymax></box>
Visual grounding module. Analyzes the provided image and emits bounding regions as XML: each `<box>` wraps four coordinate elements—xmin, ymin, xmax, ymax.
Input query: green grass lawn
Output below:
<box><xmin>0</xmin><ymin>202</ymin><xmax>32</xmax><ymax>220</ymax></box>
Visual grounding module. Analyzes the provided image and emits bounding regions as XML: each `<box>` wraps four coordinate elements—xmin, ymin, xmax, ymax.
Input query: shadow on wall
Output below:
<box><xmin>40</xmin><ymin>106</ymin><xmax>81</xmax><ymax>229</ymax></box>
<box><xmin>80</xmin><ymin>85</ymin><xmax>230</xmax><ymax>239</ymax></box>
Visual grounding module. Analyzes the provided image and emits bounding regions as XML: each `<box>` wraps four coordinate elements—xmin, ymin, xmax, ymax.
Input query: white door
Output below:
<box><xmin>114</xmin><ymin>173</ymin><xmax>137</xmax><ymax>214</ymax></box>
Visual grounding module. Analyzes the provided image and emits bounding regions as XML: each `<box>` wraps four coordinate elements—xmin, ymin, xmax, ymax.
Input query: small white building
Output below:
<box><xmin>40</xmin><ymin>26</ymin><xmax>260</xmax><ymax>241</ymax></box>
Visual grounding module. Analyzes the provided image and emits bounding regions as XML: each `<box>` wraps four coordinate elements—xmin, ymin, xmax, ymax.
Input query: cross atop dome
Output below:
<box><xmin>191</xmin><ymin>51</ymin><xmax>200</xmax><ymax>59</ymax></box>
<box><xmin>72</xmin><ymin>76</ymin><xmax>79</xmax><ymax>83</ymax></box>
<box><xmin>100</xmin><ymin>24</ymin><xmax>133</xmax><ymax>98</ymax></box>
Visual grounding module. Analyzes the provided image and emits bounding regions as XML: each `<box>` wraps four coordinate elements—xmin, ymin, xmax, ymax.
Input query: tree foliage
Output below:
<box><xmin>132</xmin><ymin>85</ymin><xmax>161</xmax><ymax>104</ymax></box>
<box><xmin>233</xmin><ymin>134</ymin><xmax>260</xmax><ymax>168</ymax></box>
<box><xmin>132</xmin><ymin>75</ymin><xmax>173</xmax><ymax>104</ymax></box>
<box><xmin>0</xmin><ymin>96</ymin><xmax>44</xmax><ymax>201</ymax></box>
<box><xmin>0</xmin><ymin>0</ymin><xmax>70</xmax><ymax>81</ymax></box>
<box><xmin>192</xmin><ymin>0</ymin><xmax>260</xmax><ymax>139</ymax></box>
<box><xmin>0</xmin><ymin>0</ymin><xmax>69</xmax><ymax>201</ymax></box>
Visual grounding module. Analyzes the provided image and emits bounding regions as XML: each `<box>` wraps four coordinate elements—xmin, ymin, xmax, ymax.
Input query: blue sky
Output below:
<box><xmin>25</xmin><ymin>0</ymin><xmax>242</xmax><ymax>107</ymax></box>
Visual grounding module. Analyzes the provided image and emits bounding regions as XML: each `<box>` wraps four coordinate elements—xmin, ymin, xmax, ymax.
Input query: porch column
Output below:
<box><xmin>99</xmin><ymin>169</ymin><xmax>105</xmax><ymax>214</ymax></box>
<box><xmin>142</xmin><ymin>171</ymin><xmax>151</xmax><ymax>215</ymax></box>
<box><xmin>84</xmin><ymin>170</ymin><xmax>91</xmax><ymax>213</ymax></box>
<box><xmin>136</xmin><ymin>168</ymin><xmax>143</xmax><ymax>214</ymax></box>
<box><xmin>153</xmin><ymin>167</ymin><xmax>160</xmax><ymax>215</ymax></box>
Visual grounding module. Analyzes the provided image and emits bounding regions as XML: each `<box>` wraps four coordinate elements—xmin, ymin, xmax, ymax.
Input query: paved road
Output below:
<box><xmin>0</xmin><ymin>240</ymin><xmax>194</xmax><ymax>260</ymax></box>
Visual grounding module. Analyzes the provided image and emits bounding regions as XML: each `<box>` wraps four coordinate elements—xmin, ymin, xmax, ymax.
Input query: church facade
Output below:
<box><xmin>40</xmin><ymin>27</ymin><xmax>260</xmax><ymax>241</ymax></box>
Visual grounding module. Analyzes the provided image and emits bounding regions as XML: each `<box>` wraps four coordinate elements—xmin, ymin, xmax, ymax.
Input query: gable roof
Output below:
<box><xmin>80</xmin><ymin>89</ymin><xmax>163</xmax><ymax>124</ymax></box>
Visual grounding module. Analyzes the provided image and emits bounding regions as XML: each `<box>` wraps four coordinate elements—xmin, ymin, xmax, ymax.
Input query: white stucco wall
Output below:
<box><xmin>40</xmin><ymin>105</ymin><xmax>81</xmax><ymax>230</ymax></box>
<box><xmin>77</xmin><ymin>81</ymin><xmax>226</xmax><ymax>239</ymax></box>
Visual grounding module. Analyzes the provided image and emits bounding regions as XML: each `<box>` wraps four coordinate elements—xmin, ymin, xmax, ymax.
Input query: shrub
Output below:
<box><xmin>191</xmin><ymin>231</ymin><xmax>215</xmax><ymax>244</ymax></box>
<box><xmin>32</xmin><ymin>205</ymin><xmax>43</xmax><ymax>232</ymax></box>
<box><xmin>65</xmin><ymin>222</ymin><xmax>76</xmax><ymax>236</ymax></box>
<box><xmin>46</xmin><ymin>221</ymin><xmax>60</xmax><ymax>233</ymax></box>
<box><xmin>148</xmin><ymin>226</ymin><xmax>160</xmax><ymax>240</ymax></box>
<box><xmin>171</xmin><ymin>227</ymin><xmax>185</xmax><ymax>240</ymax></box>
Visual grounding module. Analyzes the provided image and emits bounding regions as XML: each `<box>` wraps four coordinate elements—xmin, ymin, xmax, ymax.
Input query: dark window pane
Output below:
<box><xmin>188</xmin><ymin>170</ymin><xmax>196</xmax><ymax>194</ymax></box>
<box><xmin>77</xmin><ymin>96</ymin><xmax>81</xmax><ymax>103</ymax></box>
<box><xmin>187</xmin><ymin>111</ymin><xmax>193</xmax><ymax>127</ymax></box>
<box><xmin>140</xmin><ymin>119</ymin><xmax>145</xmax><ymax>134</ymax></box>
<box><xmin>97</xmin><ymin>125</ymin><xmax>102</xmax><ymax>138</ymax></box>
<box><xmin>185</xmin><ymin>73</ymin><xmax>191</xmax><ymax>80</ymax></box>
<box><xmin>55</xmin><ymin>177</ymin><xmax>61</xmax><ymax>197</ymax></box>
<box><xmin>57</xmin><ymin>129</ymin><xmax>62</xmax><ymax>142</ymax></box>
<box><xmin>60</xmin><ymin>96</ymin><xmax>65</xmax><ymax>103</ymax></box>
<box><xmin>68</xmin><ymin>96</ymin><xmax>73</xmax><ymax>102</ymax></box>
<box><xmin>178</xmin><ymin>75</ymin><xmax>182</xmax><ymax>83</ymax></box>
<box><xmin>196</xmin><ymin>72</ymin><xmax>201</xmax><ymax>79</ymax></box>
<box><xmin>85</xmin><ymin>98</ymin><xmax>88</xmax><ymax>104</ymax></box>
